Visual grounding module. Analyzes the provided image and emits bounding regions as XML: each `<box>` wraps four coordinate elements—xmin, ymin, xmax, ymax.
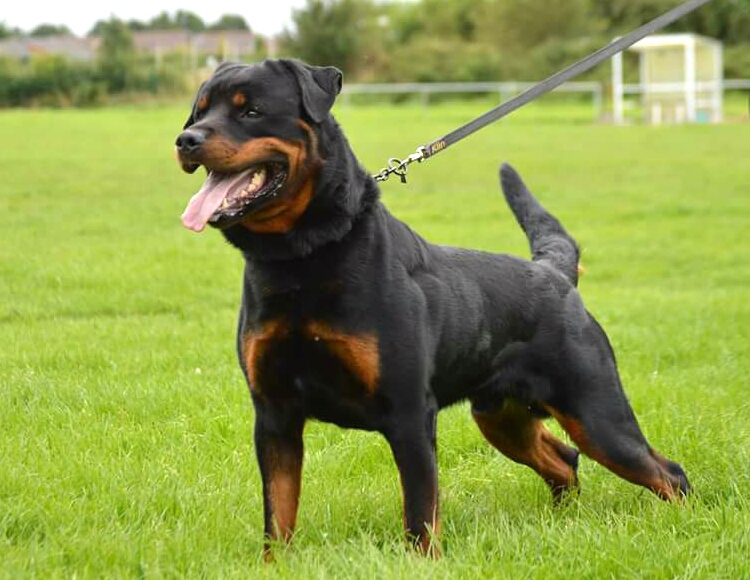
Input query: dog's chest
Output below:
<box><xmin>240</xmin><ymin>316</ymin><xmax>381</xmax><ymax>417</ymax></box>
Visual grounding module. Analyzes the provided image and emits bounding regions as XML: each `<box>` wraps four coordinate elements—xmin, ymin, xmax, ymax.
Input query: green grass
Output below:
<box><xmin>1</xmin><ymin>99</ymin><xmax>749</xmax><ymax>579</ymax></box>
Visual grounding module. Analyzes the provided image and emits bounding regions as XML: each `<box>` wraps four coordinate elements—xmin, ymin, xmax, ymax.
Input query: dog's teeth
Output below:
<box><xmin>220</xmin><ymin>198</ymin><xmax>229</xmax><ymax>209</ymax></box>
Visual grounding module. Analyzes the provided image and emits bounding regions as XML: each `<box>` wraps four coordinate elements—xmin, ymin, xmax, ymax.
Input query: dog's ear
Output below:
<box><xmin>282</xmin><ymin>59</ymin><xmax>342</xmax><ymax>123</ymax></box>
<box><xmin>215</xmin><ymin>61</ymin><xmax>237</xmax><ymax>73</ymax></box>
<box><xmin>183</xmin><ymin>82</ymin><xmax>207</xmax><ymax>129</ymax></box>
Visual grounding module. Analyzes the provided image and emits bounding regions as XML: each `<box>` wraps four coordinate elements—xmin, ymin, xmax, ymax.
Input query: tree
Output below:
<box><xmin>0</xmin><ymin>22</ymin><xmax>23</xmax><ymax>39</ymax></box>
<box><xmin>384</xmin><ymin>2</ymin><xmax>424</xmax><ymax>45</ymax></box>
<box><xmin>416</xmin><ymin>0</ymin><xmax>484</xmax><ymax>41</ymax></box>
<box><xmin>87</xmin><ymin>20</ymin><xmax>108</xmax><ymax>37</ymax></box>
<box><xmin>127</xmin><ymin>19</ymin><xmax>148</xmax><ymax>32</ymax></box>
<box><xmin>282</xmin><ymin>0</ymin><xmax>379</xmax><ymax>75</ymax></box>
<box><xmin>148</xmin><ymin>11</ymin><xmax>174</xmax><ymax>30</ymax></box>
<box><xmin>97</xmin><ymin>17</ymin><xmax>136</xmax><ymax>92</ymax></box>
<box><xmin>174</xmin><ymin>10</ymin><xmax>206</xmax><ymax>32</ymax></box>
<box><xmin>209</xmin><ymin>14</ymin><xmax>251</xmax><ymax>31</ymax></box>
<box><xmin>90</xmin><ymin>18</ymin><xmax>148</xmax><ymax>35</ymax></box>
<box><xmin>147</xmin><ymin>10</ymin><xmax>205</xmax><ymax>31</ymax></box>
<box><xmin>593</xmin><ymin>0</ymin><xmax>750</xmax><ymax>42</ymax></box>
<box><xmin>477</xmin><ymin>0</ymin><xmax>596</xmax><ymax>55</ymax></box>
<box><xmin>29</xmin><ymin>23</ymin><xmax>72</xmax><ymax>37</ymax></box>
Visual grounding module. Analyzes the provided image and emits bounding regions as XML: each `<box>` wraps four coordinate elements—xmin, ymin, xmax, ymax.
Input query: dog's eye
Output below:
<box><xmin>242</xmin><ymin>107</ymin><xmax>261</xmax><ymax>119</ymax></box>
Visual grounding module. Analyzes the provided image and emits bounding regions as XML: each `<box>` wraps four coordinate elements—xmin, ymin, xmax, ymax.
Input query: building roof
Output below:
<box><xmin>194</xmin><ymin>31</ymin><xmax>256</xmax><ymax>54</ymax></box>
<box><xmin>132</xmin><ymin>31</ymin><xmax>191</xmax><ymax>52</ymax></box>
<box><xmin>132</xmin><ymin>30</ymin><xmax>255</xmax><ymax>55</ymax></box>
<box><xmin>0</xmin><ymin>30</ymin><xmax>256</xmax><ymax>61</ymax></box>
<box><xmin>629</xmin><ymin>33</ymin><xmax>722</xmax><ymax>52</ymax></box>
<box><xmin>0</xmin><ymin>36</ymin><xmax>98</xmax><ymax>60</ymax></box>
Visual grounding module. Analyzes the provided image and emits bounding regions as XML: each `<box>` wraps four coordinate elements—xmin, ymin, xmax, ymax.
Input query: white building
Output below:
<box><xmin>612</xmin><ymin>33</ymin><xmax>723</xmax><ymax>125</ymax></box>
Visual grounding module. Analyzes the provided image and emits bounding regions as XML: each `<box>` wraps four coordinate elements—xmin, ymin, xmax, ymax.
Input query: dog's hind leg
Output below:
<box><xmin>547</xmin><ymin>398</ymin><xmax>690</xmax><ymax>501</ymax></box>
<box><xmin>471</xmin><ymin>397</ymin><xmax>580</xmax><ymax>499</ymax></box>
<box><xmin>548</xmin><ymin>319</ymin><xmax>690</xmax><ymax>500</ymax></box>
<box><xmin>548</xmin><ymin>404</ymin><xmax>690</xmax><ymax>500</ymax></box>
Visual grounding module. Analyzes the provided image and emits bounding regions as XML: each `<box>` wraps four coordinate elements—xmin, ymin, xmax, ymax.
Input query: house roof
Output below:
<box><xmin>629</xmin><ymin>33</ymin><xmax>722</xmax><ymax>52</ymax></box>
<box><xmin>0</xmin><ymin>36</ymin><xmax>98</xmax><ymax>60</ymax></box>
<box><xmin>0</xmin><ymin>30</ymin><xmax>256</xmax><ymax>60</ymax></box>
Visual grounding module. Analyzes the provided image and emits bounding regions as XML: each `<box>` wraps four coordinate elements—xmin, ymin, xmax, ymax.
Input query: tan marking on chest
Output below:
<box><xmin>242</xmin><ymin>179</ymin><xmax>313</xmax><ymax>233</ymax></box>
<box><xmin>305</xmin><ymin>321</ymin><xmax>380</xmax><ymax>393</ymax></box>
<box><xmin>242</xmin><ymin>319</ymin><xmax>290</xmax><ymax>391</ymax></box>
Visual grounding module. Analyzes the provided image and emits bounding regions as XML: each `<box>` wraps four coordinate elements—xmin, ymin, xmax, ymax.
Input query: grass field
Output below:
<box><xmin>1</xmin><ymin>98</ymin><xmax>749</xmax><ymax>579</ymax></box>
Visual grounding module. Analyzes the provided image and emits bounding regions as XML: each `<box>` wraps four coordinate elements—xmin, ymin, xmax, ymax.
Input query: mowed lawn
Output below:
<box><xmin>1</xmin><ymin>98</ymin><xmax>749</xmax><ymax>579</ymax></box>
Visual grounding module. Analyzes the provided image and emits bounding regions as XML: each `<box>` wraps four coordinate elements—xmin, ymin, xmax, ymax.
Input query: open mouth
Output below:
<box><xmin>181</xmin><ymin>162</ymin><xmax>287</xmax><ymax>232</ymax></box>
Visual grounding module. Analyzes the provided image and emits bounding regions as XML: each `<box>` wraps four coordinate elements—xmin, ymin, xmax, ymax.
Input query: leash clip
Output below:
<box><xmin>373</xmin><ymin>147</ymin><xmax>427</xmax><ymax>184</ymax></box>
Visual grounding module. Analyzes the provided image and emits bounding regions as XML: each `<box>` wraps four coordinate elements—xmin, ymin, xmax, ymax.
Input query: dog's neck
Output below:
<box><xmin>221</xmin><ymin>115</ymin><xmax>379</xmax><ymax>262</ymax></box>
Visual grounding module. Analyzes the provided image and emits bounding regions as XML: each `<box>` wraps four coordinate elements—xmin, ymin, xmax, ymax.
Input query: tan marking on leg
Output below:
<box><xmin>242</xmin><ymin>319</ymin><xmax>290</xmax><ymax>392</ymax></box>
<box><xmin>262</xmin><ymin>436</ymin><xmax>304</xmax><ymax>561</ymax></box>
<box><xmin>396</xmin><ymin>470</ymin><xmax>440</xmax><ymax>558</ymax></box>
<box><xmin>547</xmin><ymin>408</ymin><xmax>680</xmax><ymax>500</ymax></box>
<box><xmin>420</xmin><ymin>504</ymin><xmax>441</xmax><ymax>558</ymax></box>
<box><xmin>472</xmin><ymin>402</ymin><xmax>578</xmax><ymax>496</ymax></box>
<box><xmin>268</xmin><ymin>459</ymin><xmax>301</xmax><ymax>541</ymax></box>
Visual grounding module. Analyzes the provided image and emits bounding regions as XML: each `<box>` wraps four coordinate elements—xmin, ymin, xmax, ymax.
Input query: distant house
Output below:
<box><xmin>0</xmin><ymin>36</ymin><xmax>98</xmax><ymax>61</ymax></box>
<box><xmin>0</xmin><ymin>30</ymin><xmax>256</xmax><ymax>62</ymax></box>
<box><xmin>132</xmin><ymin>30</ymin><xmax>256</xmax><ymax>59</ymax></box>
<box><xmin>188</xmin><ymin>31</ymin><xmax>257</xmax><ymax>58</ymax></box>
<box><xmin>132</xmin><ymin>30</ymin><xmax>191</xmax><ymax>56</ymax></box>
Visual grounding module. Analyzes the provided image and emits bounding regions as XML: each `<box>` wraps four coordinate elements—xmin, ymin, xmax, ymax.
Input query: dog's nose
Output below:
<box><xmin>175</xmin><ymin>130</ymin><xmax>205</xmax><ymax>154</ymax></box>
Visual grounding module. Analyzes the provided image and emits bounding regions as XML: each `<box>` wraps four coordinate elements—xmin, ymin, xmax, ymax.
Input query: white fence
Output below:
<box><xmin>723</xmin><ymin>79</ymin><xmax>750</xmax><ymax>90</ymax></box>
<box><xmin>341</xmin><ymin>81</ymin><xmax>604</xmax><ymax>116</ymax></box>
<box><xmin>340</xmin><ymin>79</ymin><xmax>749</xmax><ymax>122</ymax></box>
<box><xmin>617</xmin><ymin>79</ymin><xmax>750</xmax><ymax>123</ymax></box>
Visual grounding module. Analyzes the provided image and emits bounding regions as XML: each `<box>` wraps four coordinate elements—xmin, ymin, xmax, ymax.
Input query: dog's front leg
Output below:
<box><xmin>385</xmin><ymin>405</ymin><xmax>440</xmax><ymax>557</ymax></box>
<box><xmin>253</xmin><ymin>404</ymin><xmax>305</xmax><ymax>561</ymax></box>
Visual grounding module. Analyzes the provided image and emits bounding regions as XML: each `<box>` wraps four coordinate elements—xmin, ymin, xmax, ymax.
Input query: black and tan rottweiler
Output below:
<box><xmin>175</xmin><ymin>59</ymin><xmax>689</xmax><ymax>557</ymax></box>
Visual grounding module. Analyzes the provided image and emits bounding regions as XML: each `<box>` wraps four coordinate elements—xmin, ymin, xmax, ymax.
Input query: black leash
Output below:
<box><xmin>373</xmin><ymin>0</ymin><xmax>716</xmax><ymax>184</ymax></box>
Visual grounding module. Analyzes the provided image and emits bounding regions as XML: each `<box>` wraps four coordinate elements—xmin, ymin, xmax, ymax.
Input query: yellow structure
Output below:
<box><xmin>612</xmin><ymin>33</ymin><xmax>723</xmax><ymax>124</ymax></box>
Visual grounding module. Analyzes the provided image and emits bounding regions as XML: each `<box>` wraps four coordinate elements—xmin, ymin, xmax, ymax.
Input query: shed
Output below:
<box><xmin>612</xmin><ymin>33</ymin><xmax>723</xmax><ymax>124</ymax></box>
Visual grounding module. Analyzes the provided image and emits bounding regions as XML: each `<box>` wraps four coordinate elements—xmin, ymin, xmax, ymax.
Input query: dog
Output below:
<box><xmin>175</xmin><ymin>59</ymin><xmax>690</xmax><ymax>557</ymax></box>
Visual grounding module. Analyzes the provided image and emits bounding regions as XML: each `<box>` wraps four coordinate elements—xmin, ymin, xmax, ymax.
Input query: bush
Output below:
<box><xmin>724</xmin><ymin>43</ymin><xmax>750</xmax><ymax>78</ymax></box>
<box><xmin>0</xmin><ymin>55</ymin><xmax>105</xmax><ymax>107</ymax></box>
<box><xmin>0</xmin><ymin>51</ymin><xmax>191</xmax><ymax>108</ymax></box>
<box><xmin>379</xmin><ymin>38</ymin><xmax>504</xmax><ymax>83</ymax></box>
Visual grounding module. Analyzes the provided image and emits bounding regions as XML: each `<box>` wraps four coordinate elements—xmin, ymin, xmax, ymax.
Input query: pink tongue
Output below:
<box><xmin>181</xmin><ymin>170</ymin><xmax>252</xmax><ymax>232</ymax></box>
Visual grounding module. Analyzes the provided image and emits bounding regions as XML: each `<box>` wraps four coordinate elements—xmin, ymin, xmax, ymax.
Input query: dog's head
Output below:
<box><xmin>176</xmin><ymin>59</ymin><xmax>342</xmax><ymax>234</ymax></box>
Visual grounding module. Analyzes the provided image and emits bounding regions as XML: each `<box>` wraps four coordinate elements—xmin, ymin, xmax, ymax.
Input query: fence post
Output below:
<box><xmin>593</xmin><ymin>83</ymin><xmax>603</xmax><ymax>121</ymax></box>
<box><xmin>613</xmin><ymin>51</ymin><xmax>624</xmax><ymax>124</ymax></box>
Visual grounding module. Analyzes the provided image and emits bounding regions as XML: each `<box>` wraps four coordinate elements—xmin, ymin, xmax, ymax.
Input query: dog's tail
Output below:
<box><xmin>500</xmin><ymin>163</ymin><xmax>581</xmax><ymax>286</ymax></box>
